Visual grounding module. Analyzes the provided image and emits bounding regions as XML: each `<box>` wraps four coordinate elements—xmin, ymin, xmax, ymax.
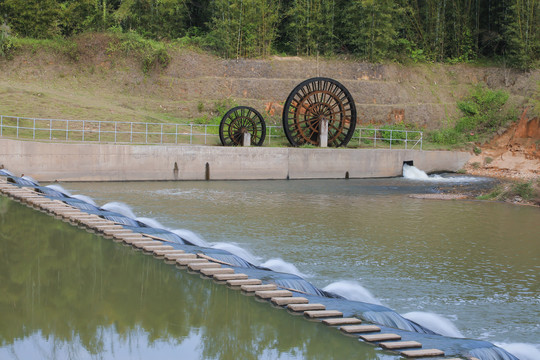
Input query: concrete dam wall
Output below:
<box><xmin>0</xmin><ymin>139</ymin><xmax>470</xmax><ymax>182</ymax></box>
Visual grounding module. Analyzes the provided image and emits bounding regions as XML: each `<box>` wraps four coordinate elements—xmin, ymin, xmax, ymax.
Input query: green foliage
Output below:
<box><xmin>455</xmin><ymin>85</ymin><xmax>514</xmax><ymax>137</ymax></box>
<box><xmin>0</xmin><ymin>22</ymin><xmax>15</xmax><ymax>58</ymax></box>
<box><xmin>11</xmin><ymin>37</ymin><xmax>79</xmax><ymax>61</ymax></box>
<box><xmin>511</xmin><ymin>182</ymin><xmax>535</xmax><ymax>200</ymax></box>
<box><xmin>478</xmin><ymin>181</ymin><xmax>538</xmax><ymax>202</ymax></box>
<box><xmin>477</xmin><ymin>186</ymin><xmax>503</xmax><ymax>200</ymax></box>
<box><xmin>114</xmin><ymin>0</ymin><xmax>190</xmax><ymax>40</ymax></box>
<box><xmin>341</xmin><ymin>0</ymin><xmax>398</xmax><ymax>62</ymax></box>
<box><xmin>429</xmin><ymin>85</ymin><xmax>515</xmax><ymax>146</ymax></box>
<box><xmin>1</xmin><ymin>0</ymin><xmax>60</xmax><ymax>38</ymax></box>
<box><xmin>0</xmin><ymin>0</ymin><xmax>537</xmax><ymax>66</ymax></box>
<box><xmin>428</xmin><ymin>128</ymin><xmax>462</xmax><ymax>145</ymax></box>
<box><xmin>193</xmin><ymin>99</ymin><xmax>239</xmax><ymax>126</ymax></box>
<box><xmin>208</xmin><ymin>0</ymin><xmax>279</xmax><ymax>58</ymax></box>
<box><xmin>106</xmin><ymin>31</ymin><xmax>170</xmax><ymax>73</ymax></box>
<box><xmin>282</xmin><ymin>0</ymin><xmax>337</xmax><ymax>56</ymax></box>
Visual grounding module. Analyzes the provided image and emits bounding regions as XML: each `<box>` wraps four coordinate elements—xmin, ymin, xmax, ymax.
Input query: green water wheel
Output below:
<box><xmin>282</xmin><ymin>77</ymin><xmax>357</xmax><ymax>147</ymax></box>
<box><xmin>219</xmin><ymin>106</ymin><xmax>266</xmax><ymax>146</ymax></box>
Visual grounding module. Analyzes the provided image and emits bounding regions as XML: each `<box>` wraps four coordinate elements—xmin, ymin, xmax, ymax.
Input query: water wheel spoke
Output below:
<box><xmin>282</xmin><ymin>77</ymin><xmax>356</xmax><ymax>147</ymax></box>
<box><xmin>220</xmin><ymin>106</ymin><xmax>267</xmax><ymax>146</ymax></box>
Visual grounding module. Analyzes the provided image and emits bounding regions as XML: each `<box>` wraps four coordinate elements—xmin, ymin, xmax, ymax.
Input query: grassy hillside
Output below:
<box><xmin>1</xmin><ymin>33</ymin><xmax>538</xmax><ymax>136</ymax></box>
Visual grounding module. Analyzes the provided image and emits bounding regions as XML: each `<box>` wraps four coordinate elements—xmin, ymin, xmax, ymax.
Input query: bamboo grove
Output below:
<box><xmin>0</xmin><ymin>0</ymin><xmax>538</xmax><ymax>67</ymax></box>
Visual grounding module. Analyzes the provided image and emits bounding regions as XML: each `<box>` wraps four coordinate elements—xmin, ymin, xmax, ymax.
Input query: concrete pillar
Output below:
<box><xmin>319</xmin><ymin>119</ymin><xmax>328</xmax><ymax>148</ymax></box>
<box><xmin>243</xmin><ymin>132</ymin><xmax>251</xmax><ymax>147</ymax></box>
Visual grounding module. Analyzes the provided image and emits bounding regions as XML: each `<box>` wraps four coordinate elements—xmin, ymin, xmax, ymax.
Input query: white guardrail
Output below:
<box><xmin>0</xmin><ymin>115</ymin><xmax>422</xmax><ymax>149</ymax></box>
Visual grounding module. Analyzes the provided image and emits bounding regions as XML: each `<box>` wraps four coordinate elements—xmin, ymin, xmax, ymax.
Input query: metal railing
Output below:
<box><xmin>0</xmin><ymin>115</ymin><xmax>422</xmax><ymax>149</ymax></box>
<box><xmin>353</xmin><ymin>128</ymin><xmax>423</xmax><ymax>150</ymax></box>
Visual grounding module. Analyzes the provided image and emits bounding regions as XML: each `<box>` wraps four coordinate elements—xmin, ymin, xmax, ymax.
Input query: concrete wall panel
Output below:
<box><xmin>0</xmin><ymin>139</ymin><xmax>470</xmax><ymax>182</ymax></box>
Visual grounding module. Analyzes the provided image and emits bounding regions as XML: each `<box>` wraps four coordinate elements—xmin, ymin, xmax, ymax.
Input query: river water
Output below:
<box><xmin>1</xmin><ymin>173</ymin><xmax>539</xmax><ymax>359</ymax></box>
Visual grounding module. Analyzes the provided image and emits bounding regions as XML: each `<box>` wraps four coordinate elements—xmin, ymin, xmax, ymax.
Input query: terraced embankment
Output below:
<box><xmin>1</xmin><ymin>34</ymin><xmax>538</xmax><ymax>129</ymax></box>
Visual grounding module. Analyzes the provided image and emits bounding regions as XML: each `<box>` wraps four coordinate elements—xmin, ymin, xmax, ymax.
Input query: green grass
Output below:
<box><xmin>428</xmin><ymin>84</ymin><xmax>516</xmax><ymax>146</ymax></box>
<box><xmin>477</xmin><ymin>180</ymin><xmax>540</xmax><ymax>204</ymax></box>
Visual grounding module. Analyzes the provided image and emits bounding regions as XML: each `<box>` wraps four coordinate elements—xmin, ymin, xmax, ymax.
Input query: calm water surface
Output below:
<box><xmin>1</xmin><ymin>177</ymin><xmax>539</xmax><ymax>359</ymax></box>
<box><xmin>0</xmin><ymin>197</ymin><xmax>381</xmax><ymax>360</ymax></box>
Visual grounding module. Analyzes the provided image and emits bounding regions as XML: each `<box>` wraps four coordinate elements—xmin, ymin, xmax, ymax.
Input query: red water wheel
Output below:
<box><xmin>282</xmin><ymin>77</ymin><xmax>357</xmax><ymax>147</ymax></box>
<box><xmin>219</xmin><ymin>106</ymin><xmax>266</xmax><ymax>146</ymax></box>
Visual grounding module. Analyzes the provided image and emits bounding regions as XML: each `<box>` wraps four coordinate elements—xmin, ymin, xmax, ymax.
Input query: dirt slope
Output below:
<box><xmin>1</xmin><ymin>33</ymin><xmax>538</xmax><ymax>130</ymax></box>
<box><xmin>465</xmin><ymin>108</ymin><xmax>540</xmax><ymax>180</ymax></box>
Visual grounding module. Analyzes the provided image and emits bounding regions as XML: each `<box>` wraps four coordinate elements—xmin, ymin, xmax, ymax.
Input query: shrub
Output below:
<box><xmin>428</xmin><ymin>127</ymin><xmax>462</xmax><ymax>145</ymax></box>
<box><xmin>455</xmin><ymin>85</ymin><xmax>514</xmax><ymax>137</ymax></box>
<box><xmin>429</xmin><ymin>85</ymin><xmax>515</xmax><ymax>146</ymax></box>
<box><xmin>107</xmin><ymin>31</ymin><xmax>170</xmax><ymax>74</ymax></box>
<box><xmin>0</xmin><ymin>22</ymin><xmax>15</xmax><ymax>58</ymax></box>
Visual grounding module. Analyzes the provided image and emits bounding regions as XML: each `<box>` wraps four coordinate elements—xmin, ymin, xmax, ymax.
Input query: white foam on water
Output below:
<box><xmin>46</xmin><ymin>184</ymin><xmax>72</xmax><ymax>196</ymax></box>
<box><xmin>21</xmin><ymin>175</ymin><xmax>39</xmax><ymax>184</ymax></box>
<box><xmin>136</xmin><ymin>217</ymin><xmax>166</xmax><ymax>229</ymax></box>
<box><xmin>322</xmin><ymin>280</ymin><xmax>381</xmax><ymax>305</ymax></box>
<box><xmin>402</xmin><ymin>164</ymin><xmax>482</xmax><ymax>183</ymax></box>
<box><xmin>402</xmin><ymin>311</ymin><xmax>464</xmax><ymax>338</ymax></box>
<box><xmin>101</xmin><ymin>202</ymin><xmax>137</xmax><ymax>219</ymax></box>
<box><xmin>0</xmin><ymin>169</ymin><xmax>14</xmax><ymax>176</ymax></box>
<box><xmin>172</xmin><ymin>229</ymin><xmax>210</xmax><ymax>247</ymax></box>
<box><xmin>210</xmin><ymin>242</ymin><xmax>260</xmax><ymax>264</ymax></box>
<box><xmin>260</xmin><ymin>258</ymin><xmax>309</xmax><ymax>278</ymax></box>
<box><xmin>71</xmin><ymin>194</ymin><xmax>97</xmax><ymax>206</ymax></box>
<box><xmin>495</xmin><ymin>342</ymin><xmax>540</xmax><ymax>360</ymax></box>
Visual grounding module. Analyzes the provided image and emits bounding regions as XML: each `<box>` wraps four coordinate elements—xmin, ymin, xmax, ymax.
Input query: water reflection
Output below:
<box><xmin>0</xmin><ymin>197</ymin><xmax>382</xmax><ymax>359</ymax></box>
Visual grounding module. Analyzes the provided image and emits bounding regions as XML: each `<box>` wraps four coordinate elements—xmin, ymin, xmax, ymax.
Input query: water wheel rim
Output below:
<box><xmin>282</xmin><ymin>77</ymin><xmax>356</xmax><ymax>147</ymax></box>
<box><xmin>219</xmin><ymin>106</ymin><xmax>267</xmax><ymax>146</ymax></box>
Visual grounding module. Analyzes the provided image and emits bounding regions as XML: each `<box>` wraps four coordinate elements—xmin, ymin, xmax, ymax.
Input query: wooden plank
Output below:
<box><xmin>103</xmin><ymin>229</ymin><xmax>135</xmax><ymax>234</ymax></box>
<box><xmin>188</xmin><ymin>262</ymin><xmax>221</xmax><ymax>271</ymax></box>
<box><xmin>400</xmin><ymin>349</ymin><xmax>444</xmax><ymax>358</ymax></box>
<box><xmin>130</xmin><ymin>241</ymin><xmax>161</xmax><ymax>248</ymax></box>
<box><xmin>122</xmin><ymin>237</ymin><xmax>154</xmax><ymax>244</ymax></box>
<box><xmin>176</xmin><ymin>258</ymin><xmax>208</xmax><ymax>266</ymax></box>
<box><xmin>380</xmin><ymin>341</ymin><xmax>422</xmax><ymax>350</ymax></box>
<box><xmin>165</xmin><ymin>253</ymin><xmax>196</xmax><ymax>261</ymax></box>
<box><xmin>213</xmin><ymin>273</ymin><xmax>248</xmax><ymax>281</ymax></box>
<box><xmin>287</xmin><ymin>303</ymin><xmax>326</xmax><ymax>312</ymax></box>
<box><xmin>153</xmin><ymin>249</ymin><xmax>185</xmax><ymax>256</ymax></box>
<box><xmin>322</xmin><ymin>318</ymin><xmax>362</xmax><ymax>326</ymax></box>
<box><xmin>227</xmin><ymin>279</ymin><xmax>262</xmax><ymax>286</ymax></box>
<box><xmin>144</xmin><ymin>245</ymin><xmax>174</xmax><ymax>252</ymax></box>
<box><xmin>255</xmin><ymin>290</ymin><xmax>293</xmax><ymax>299</ymax></box>
<box><xmin>304</xmin><ymin>310</ymin><xmax>343</xmax><ymax>319</ymax></box>
<box><xmin>197</xmin><ymin>253</ymin><xmax>234</xmax><ymax>266</ymax></box>
<box><xmin>96</xmin><ymin>225</ymin><xmax>125</xmax><ymax>230</ymax></box>
<box><xmin>271</xmin><ymin>297</ymin><xmax>309</xmax><ymax>306</ymax></box>
<box><xmin>241</xmin><ymin>284</ymin><xmax>277</xmax><ymax>292</ymax></box>
<box><xmin>200</xmin><ymin>268</ymin><xmax>235</xmax><ymax>276</ymax></box>
<box><xmin>359</xmin><ymin>333</ymin><xmax>401</xmax><ymax>342</ymax></box>
<box><xmin>340</xmin><ymin>325</ymin><xmax>380</xmax><ymax>334</ymax></box>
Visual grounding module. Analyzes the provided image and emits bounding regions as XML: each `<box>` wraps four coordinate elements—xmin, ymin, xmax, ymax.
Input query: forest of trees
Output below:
<box><xmin>0</xmin><ymin>0</ymin><xmax>538</xmax><ymax>68</ymax></box>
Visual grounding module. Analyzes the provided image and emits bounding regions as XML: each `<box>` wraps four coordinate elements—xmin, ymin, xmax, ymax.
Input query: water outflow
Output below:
<box><xmin>494</xmin><ymin>342</ymin><xmax>540</xmax><ymax>360</ymax></box>
<box><xmin>323</xmin><ymin>281</ymin><xmax>381</xmax><ymax>305</ymax></box>
<box><xmin>402</xmin><ymin>164</ymin><xmax>482</xmax><ymax>182</ymax></box>
<box><xmin>402</xmin><ymin>312</ymin><xmax>464</xmax><ymax>338</ymax></box>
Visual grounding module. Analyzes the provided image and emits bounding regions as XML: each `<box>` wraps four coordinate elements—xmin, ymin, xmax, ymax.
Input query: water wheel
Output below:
<box><xmin>282</xmin><ymin>77</ymin><xmax>357</xmax><ymax>147</ymax></box>
<box><xmin>219</xmin><ymin>106</ymin><xmax>266</xmax><ymax>146</ymax></box>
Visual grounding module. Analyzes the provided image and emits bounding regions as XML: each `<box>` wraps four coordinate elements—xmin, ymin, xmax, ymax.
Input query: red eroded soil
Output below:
<box><xmin>465</xmin><ymin>108</ymin><xmax>540</xmax><ymax>180</ymax></box>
